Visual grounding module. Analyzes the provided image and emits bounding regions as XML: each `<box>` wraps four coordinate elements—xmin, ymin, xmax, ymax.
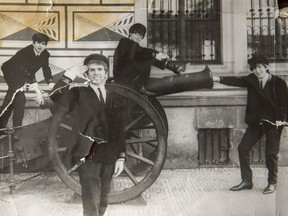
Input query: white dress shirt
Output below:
<box><xmin>90</xmin><ymin>84</ymin><xmax>106</xmax><ymax>103</ymax></box>
<box><xmin>34</xmin><ymin>50</ymin><xmax>41</xmax><ymax>57</ymax></box>
<box><xmin>259</xmin><ymin>73</ymin><xmax>271</xmax><ymax>89</ymax></box>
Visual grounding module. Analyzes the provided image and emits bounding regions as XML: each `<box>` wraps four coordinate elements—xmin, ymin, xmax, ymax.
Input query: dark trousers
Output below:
<box><xmin>0</xmin><ymin>89</ymin><xmax>26</xmax><ymax>129</ymax></box>
<box><xmin>0</xmin><ymin>70</ymin><xmax>27</xmax><ymax>129</ymax></box>
<box><xmin>78</xmin><ymin>159</ymin><xmax>114</xmax><ymax>216</ymax></box>
<box><xmin>133</xmin><ymin>59</ymin><xmax>166</xmax><ymax>88</ymax></box>
<box><xmin>238</xmin><ymin>123</ymin><xmax>282</xmax><ymax>184</ymax></box>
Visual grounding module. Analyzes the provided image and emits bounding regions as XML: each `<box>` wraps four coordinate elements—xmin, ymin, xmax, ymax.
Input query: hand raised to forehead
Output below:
<box><xmin>65</xmin><ymin>62</ymin><xmax>88</xmax><ymax>81</ymax></box>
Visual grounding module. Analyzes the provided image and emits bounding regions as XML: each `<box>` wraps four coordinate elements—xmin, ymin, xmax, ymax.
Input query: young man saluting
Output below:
<box><xmin>50</xmin><ymin>54</ymin><xmax>126</xmax><ymax>216</ymax></box>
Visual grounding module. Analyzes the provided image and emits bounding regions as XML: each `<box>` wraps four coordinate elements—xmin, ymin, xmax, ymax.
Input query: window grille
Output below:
<box><xmin>147</xmin><ymin>0</ymin><xmax>221</xmax><ymax>63</ymax></box>
<box><xmin>198</xmin><ymin>129</ymin><xmax>265</xmax><ymax>166</ymax></box>
<box><xmin>198</xmin><ymin>129</ymin><xmax>230</xmax><ymax>165</ymax></box>
<box><xmin>247</xmin><ymin>0</ymin><xmax>288</xmax><ymax>61</ymax></box>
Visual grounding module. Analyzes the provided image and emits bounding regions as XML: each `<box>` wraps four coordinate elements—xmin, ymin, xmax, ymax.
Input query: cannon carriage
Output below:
<box><xmin>0</xmin><ymin>66</ymin><xmax>213</xmax><ymax>203</ymax></box>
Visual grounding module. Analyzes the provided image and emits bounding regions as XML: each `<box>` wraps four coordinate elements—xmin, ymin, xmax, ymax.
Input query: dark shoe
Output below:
<box><xmin>138</xmin><ymin>86</ymin><xmax>155</xmax><ymax>96</ymax></box>
<box><xmin>229</xmin><ymin>181</ymin><xmax>253</xmax><ymax>191</ymax></box>
<box><xmin>166</xmin><ymin>61</ymin><xmax>187</xmax><ymax>74</ymax></box>
<box><xmin>263</xmin><ymin>184</ymin><xmax>276</xmax><ymax>195</ymax></box>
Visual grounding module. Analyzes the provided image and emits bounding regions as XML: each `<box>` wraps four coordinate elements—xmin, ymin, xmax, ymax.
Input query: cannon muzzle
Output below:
<box><xmin>146</xmin><ymin>65</ymin><xmax>213</xmax><ymax>96</ymax></box>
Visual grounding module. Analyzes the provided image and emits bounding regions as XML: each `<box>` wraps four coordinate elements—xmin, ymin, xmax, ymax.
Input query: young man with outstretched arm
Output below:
<box><xmin>113</xmin><ymin>23</ymin><xmax>186</xmax><ymax>96</ymax></box>
<box><xmin>213</xmin><ymin>54</ymin><xmax>288</xmax><ymax>194</ymax></box>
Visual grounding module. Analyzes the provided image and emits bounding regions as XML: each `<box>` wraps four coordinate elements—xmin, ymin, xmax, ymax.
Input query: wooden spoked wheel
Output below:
<box><xmin>48</xmin><ymin>84</ymin><xmax>167</xmax><ymax>203</ymax></box>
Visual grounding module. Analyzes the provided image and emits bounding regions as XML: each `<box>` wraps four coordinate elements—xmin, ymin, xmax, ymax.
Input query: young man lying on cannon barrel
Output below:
<box><xmin>49</xmin><ymin>54</ymin><xmax>126</xmax><ymax>216</ymax></box>
<box><xmin>113</xmin><ymin>23</ymin><xmax>216</xmax><ymax>97</ymax></box>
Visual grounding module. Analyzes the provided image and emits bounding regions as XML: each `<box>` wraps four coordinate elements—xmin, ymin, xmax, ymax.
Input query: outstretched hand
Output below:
<box><xmin>155</xmin><ymin>52</ymin><xmax>169</xmax><ymax>61</ymax></box>
<box><xmin>35</xmin><ymin>90</ymin><xmax>44</xmax><ymax>105</ymax></box>
<box><xmin>48</xmin><ymin>82</ymin><xmax>55</xmax><ymax>90</ymax></box>
<box><xmin>29</xmin><ymin>82</ymin><xmax>44</xmax><ymax>105</ymax></box>
<box><xmin>213</xmin><ymin>76</ymin><xmax>221</xmax><ymax>82</ymax></box>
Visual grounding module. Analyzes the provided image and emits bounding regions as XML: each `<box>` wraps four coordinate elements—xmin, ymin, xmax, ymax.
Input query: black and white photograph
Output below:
<box><xmin>0</xmin><ymin>0</ymin><xmax>288</xmax><ymax>215</ymax></box>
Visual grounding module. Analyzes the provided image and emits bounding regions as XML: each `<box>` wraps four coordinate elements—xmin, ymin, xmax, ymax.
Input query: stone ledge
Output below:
<box><xmin>0</xmin><ymin>87</ymin><xmax>248</xmax><ymax>108</ymax></box>
<box><xmin>158</xmin><ymin>88</ymin><xmax>247</xmax><ymax>107</ymax></box>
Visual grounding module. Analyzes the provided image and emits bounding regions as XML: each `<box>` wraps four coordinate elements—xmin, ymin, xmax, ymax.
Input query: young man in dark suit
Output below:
<box><xmin>113</xmin><ymin>23</ymin><xmax>185</xmax><ymax>96</ymax></box>
<box><xmin>213</xmin><ymin>54</ymin><xmax>288</xmax><ymax>194</ymax></box>
<box><xmin>0</xmin><ymin>33</ymin><xmax>54</xmax><ymax>132</ymax></box>
<box><xmin>50</xmin><ymin>54</ymin><xmax>126</xmax><ymax>216</ymax></box>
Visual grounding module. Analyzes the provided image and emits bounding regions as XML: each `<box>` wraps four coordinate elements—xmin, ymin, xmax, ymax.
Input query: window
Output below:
<box><xmin>147</xmin><ymin>0</ymin><xmax>221</xmax><ymax>63</ymax></box>
<box><xmin>198</xmin><ymin>128</ymin><xmax>265</xmax><ymax>166</ymax></box>
<box><xmin>247</xmin><ymin>0</ymin><xmax>288</xmax><ymax>61</ymax></box>
<box><xmin>198</xmin><ymin>129</ymin><xmax>230</xmax><ymax>165</ymax></box>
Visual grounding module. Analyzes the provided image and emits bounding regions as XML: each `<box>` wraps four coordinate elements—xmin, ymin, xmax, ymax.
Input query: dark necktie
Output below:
<box><xmin>259</xmin><ymin>80</ymin><xmax>263</xmax><ymax>90</ymax></box>
<box><xmin>98</xmin><ymin>88</ymin><xmax>105</xmax><ymax>103</ymax></box>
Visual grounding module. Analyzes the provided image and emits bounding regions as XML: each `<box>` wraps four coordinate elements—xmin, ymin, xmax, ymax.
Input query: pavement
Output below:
<box><xmin>0</xmin><ymin>167</ymin><xmax>288</xmax><ymax>216</ymax></box>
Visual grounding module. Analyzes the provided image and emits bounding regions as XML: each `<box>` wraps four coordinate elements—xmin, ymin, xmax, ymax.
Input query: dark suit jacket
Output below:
<box><xmin>1</xmin><ymin>44</ymin><xmax>53</xmax><ymax>89</ymax></box>
<box><xmin>50</xmin><ymin>79</ymin><xmax>126</xmax><ymax>164</ymax></box>
<box><xmin>113</xmin><ymin>37</ymin><xmax>165</xmax><ymax>87</ymax></box>
<box><xmin>220</xmin><ymin>73</ymin><xmax>288</xmax><ymax>125</ymax></box>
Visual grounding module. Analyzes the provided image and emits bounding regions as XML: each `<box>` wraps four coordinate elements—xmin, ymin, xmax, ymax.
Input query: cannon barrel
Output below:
<box><xmin>146</xmin><ymin>65</ymin><xmax>213</xmax><ymax>96</ymax></box>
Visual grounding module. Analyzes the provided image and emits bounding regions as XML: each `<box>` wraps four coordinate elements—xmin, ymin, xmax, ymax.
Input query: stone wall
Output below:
<box><xmin>0</xmin><ymin>0</ymin><xmax>287</xmax><ymax>169</ymax></box>
<box><xmin>5</xmin><ymin>87</ymin><xmax>287</xmax><ymax>169</ymax></box>
<box><xmin>159</xmin><ymin>89</ymin><xmax>288</xmax><ymax>168</ymax></box>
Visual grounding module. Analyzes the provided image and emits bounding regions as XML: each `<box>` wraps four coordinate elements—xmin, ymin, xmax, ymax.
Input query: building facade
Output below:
<box><xmin>0</xmin><ymin>0</ymin><xmax>287</xmax><ymax>168</ymax></box>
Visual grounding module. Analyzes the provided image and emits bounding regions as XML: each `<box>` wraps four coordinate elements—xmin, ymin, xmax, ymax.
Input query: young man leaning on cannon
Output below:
<box><xmin>0</xmin><ymin>33</ymin><xmax>55</xmax><ymax>136</ymax></box>
<box><xmin>213</xmin><ymin>54</ymin><xmax>288</xmax><ymax>194</ymax></box>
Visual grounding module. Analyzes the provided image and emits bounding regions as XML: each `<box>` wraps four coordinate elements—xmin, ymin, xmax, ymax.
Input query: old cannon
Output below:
<box><xmin>47</xmin><ymin>65</ymin><xmax>213</xmax><ymax>203</ymax></box>
<box><xmin>0</xmin><ymin>66</ymin><xmax>213</xmax><ymax>202</ymax></box>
